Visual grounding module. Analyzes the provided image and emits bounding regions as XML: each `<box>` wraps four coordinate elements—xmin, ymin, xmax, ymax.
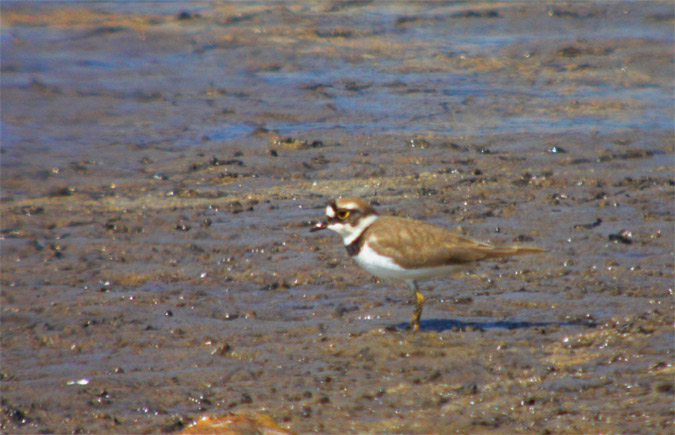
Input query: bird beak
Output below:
<box><xmin>310</xmin><ymin>221</ymin><xmax>327</xmax><ymax>232</ymax></box>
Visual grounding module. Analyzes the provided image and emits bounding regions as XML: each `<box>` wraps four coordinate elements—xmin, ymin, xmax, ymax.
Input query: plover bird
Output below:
<box><xmin>311</xmin><ymin>197</ymin><xmax>546</xmax><ymax>331</ymax></box>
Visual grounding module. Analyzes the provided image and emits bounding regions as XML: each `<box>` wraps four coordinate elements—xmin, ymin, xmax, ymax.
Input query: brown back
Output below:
<box><xmin>364</xmin><ymin>216</ymin><xmax>544</xmax><ymax>269</ymax></box>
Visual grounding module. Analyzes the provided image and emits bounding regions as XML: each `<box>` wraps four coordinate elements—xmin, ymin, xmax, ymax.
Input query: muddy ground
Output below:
<box><xmin>1</xmin><ymin>2</ymin><xmax>673</xmax><ymax>434</ymax></box>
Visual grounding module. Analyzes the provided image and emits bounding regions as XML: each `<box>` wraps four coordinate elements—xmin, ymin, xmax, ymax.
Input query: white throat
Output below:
<box><xmin>329</xmin><ymin>214</ymin><xmax>378</xmax><ymax>245</ymax></box>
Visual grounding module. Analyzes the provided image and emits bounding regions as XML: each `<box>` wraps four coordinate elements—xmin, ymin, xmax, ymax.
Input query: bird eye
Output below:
<box><xmin>337</xmin><ymin>210</ymin><xmax>350</xmax><ymax>220</ymax></box>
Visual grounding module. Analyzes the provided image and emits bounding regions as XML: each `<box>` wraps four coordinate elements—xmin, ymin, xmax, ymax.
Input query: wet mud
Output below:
<box><xmin>1</xmin><ymin>2</ymin><xmax>673</xmax><ymax>433</ymax></box>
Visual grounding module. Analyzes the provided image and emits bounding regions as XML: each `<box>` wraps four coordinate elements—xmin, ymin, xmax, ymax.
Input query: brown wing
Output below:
<box><xmin>365</xmin><ymin>217</ymin><xmax>544</xmax><ymax>269</ymax></box>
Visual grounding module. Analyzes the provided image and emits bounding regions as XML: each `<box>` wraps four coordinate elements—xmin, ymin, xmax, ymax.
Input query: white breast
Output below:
<box><xmin>355</xmin><ymin>242</ymin><xmax>465</xmax><ymax>282</ymax></box>
<box><xmin>355</xmin><ymin>242</ymin><xmax>406</xmax><ymax>280</ymax></box>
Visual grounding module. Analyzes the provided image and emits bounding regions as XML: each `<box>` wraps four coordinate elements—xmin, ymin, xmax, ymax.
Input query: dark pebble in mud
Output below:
<box><xmin>213</xmin><ymin>343</ymin><xmax>232</xmax><ymax>356</ymax></box>
<box><xmin>105</xmin><ymin>219</ymin><xmax>128</xmax><ymax>233</ymax></box>
<box><xmin>315</xmin><ymin>28</ymin><xmax>353</xmax><ymax>38</ymax></box>
<box><xmin>549</xmin><ymin>8</ymin><xmax>584</xmax><ymax>18</ymax></box>
<box><xmin>227</xmin><ymin>200</ymin><xmax>256</xmax><ymax>214</ymax></box>
<box><xmin>177</xmin><ymin>11</ymin><xmax>198</xmax><ymax>21</ymax></box>
<box><xmin>18</xmin><ymin>205</ymin><xmax>44</xmax><ymax>216</ymax></box>
<box><xmin>451</xmin><ymin>296</ymin><xmax>473</xmax><ymax>305</ymax></box>
<box><xmin>409</xmin><ymin>138</ymin><xmax>430</xmax><ymax>149</ymax></box>
<box><xmin>210</xmin><ymin>156</ymin><xmax>244</xmax><ymax>167</ymax></box>
<box><xmin>261</xmin><ymin>281</ymin><xmax>289</xmax><ymax>291</ymax></box>
<box><xmin>511</xmin><ymin>172</ymin><xmax>534</xmax><ymax>186</ymax></box>
<box><xmin>30</xmin><ymin>240</ymin><xmax>45</xmax><ymax>251</ymax></box>
<box><xmin>548</xmin><ymin>145</ymin><xmax>567</xmax><ymax>153</ymax></box>
<box><xmin>335</xmin><ymin>304</ymin><xmax>360</xmax><ymax>317</ymax></box>
<box><xmin>452</xmin><ymin>10</ymin><xmax>500</xmax><ymax>19</ymax></box>
<box><xmin>168</xmin><ymin>188</ymin><xmax>227</xmax><ymax>199</ymax></box>
<box><xmin>655</xmin><ymin>382</ymin><xmax>674</xmax><ymax>394</ymax></box>
<box><xmin>273</xmin><ymin>137</ymin><xmax>325</xmax><ymax>149</ymax></box>
<box><xmin>558</xmin><ymin>46</ymin><xmax>584</xmax><ymax>58</ymax></box>
<box><xmin>608</xmin><ymin>229</ymin><xmax>633</xmax><ymax>244</ymax></box>
<box><xmin>49</xmin><ymin>186</ymin><xmax>76</xmax><ymax>197</ymax></box>
<box><xmin>574</xmin><ymin>218</ymin><xmax>603</xmax><ymax>229</ymax></box>
<box><xmin>4</xmin><ymin>406</ymin><xmax>29</xmax><ymax>425</ymax></box>
<box><xmin>343</xmin><ymin>81</ymin><xmax>372</xmax><ymax>92</ymax></box>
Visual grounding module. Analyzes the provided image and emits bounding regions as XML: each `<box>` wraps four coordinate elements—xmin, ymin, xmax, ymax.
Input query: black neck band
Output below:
<box><xmin>345</xmin><ymin>232</ymin><xmax>365</xmax><ymax>257</ymax></box>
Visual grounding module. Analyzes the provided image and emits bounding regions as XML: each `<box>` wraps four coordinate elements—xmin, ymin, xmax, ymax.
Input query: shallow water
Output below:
<box><xmin>2</xmin><ymin>1</ymin><xmax>674</xmax><ymax>434</ymax></box>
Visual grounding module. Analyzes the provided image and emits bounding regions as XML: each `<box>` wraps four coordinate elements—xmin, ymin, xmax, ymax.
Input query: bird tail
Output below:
<box><xmin>485</xmin><ymin>245</ymin><xmax>547</xmax><ymax>258</ymax></box>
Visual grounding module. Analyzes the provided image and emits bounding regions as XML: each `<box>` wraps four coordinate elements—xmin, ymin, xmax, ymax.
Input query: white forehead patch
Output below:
<box><xmin>326</xmin><ymin>205</ymin><xmax>336</xmax><ymax>218</ymax></box>
<box><xmin>338</xmin><ymin>200</ymin><xmax>360</xmax><ymax>210</ymax></box>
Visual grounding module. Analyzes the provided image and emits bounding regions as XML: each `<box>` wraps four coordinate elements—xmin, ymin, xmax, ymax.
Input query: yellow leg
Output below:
<box><xmin>409</xmin><ymin>281</ymin><xmax>425</xmax><ymax>331</ymax></box>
